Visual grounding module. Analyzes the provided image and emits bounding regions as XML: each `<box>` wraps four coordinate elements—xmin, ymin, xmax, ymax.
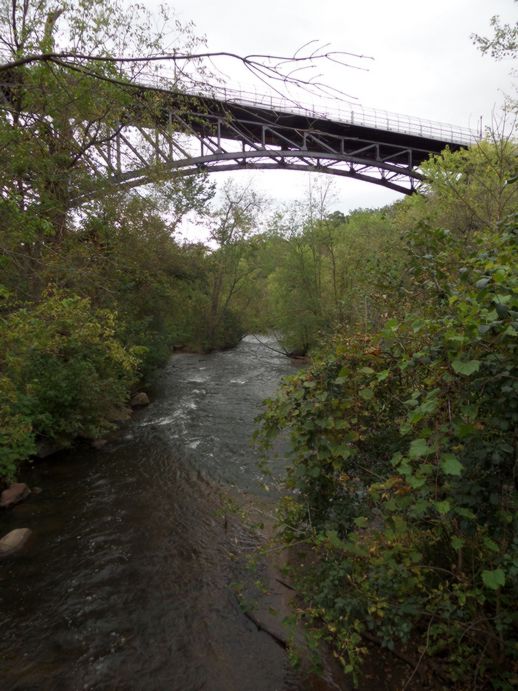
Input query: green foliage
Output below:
<box><xmin>472</xmin><ymin>7</ymin><xmax>518</xmax><ymax>61</ymax></box>
<box><xmin>0</xmin><ymin>0</ymin><xmax>241</xmax><ymax>482</ymax></box>
<box><xmin>413</xmin><ymin>140</ymin><xmax>518</xmax><ymax>234</ymax></box>
<box><xmin>0</xmin><ymin>377</ymin><xmax>36</xmax><ymax>482</ymax></box>
<box><xmin>0</xmin><ymin>292</ymin><xmax>139</xmax><ymax>478</ymax></box>
<box><xmin>260</xmin><ymin>199</ymin><xmax>403</xmax><ymax>354</ymax></box>
<box><xmin>256</xmin><ymin>204</ymin><xmax>518</xmax><ymax>687</ymax></box>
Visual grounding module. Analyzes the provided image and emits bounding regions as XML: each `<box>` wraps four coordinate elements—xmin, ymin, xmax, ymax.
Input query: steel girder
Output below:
<box><xmin>93</xmin><ymin>103</ymin><xmax>430</xmax><ymax>196</ymax></box>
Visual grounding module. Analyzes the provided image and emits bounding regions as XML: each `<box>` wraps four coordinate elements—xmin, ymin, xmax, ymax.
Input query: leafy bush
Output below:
<box><xmin>0</xmin><ymin>376</ymin><xmax>36</xmax><ymax>481</ymax></box>
<box><xmin>0</xmin><ymin>291</ymin><xmax>139</xmax><ymax>479</ymax></box>
<box><xmin>257</xmin><ymin>217</ymin><xmax>518</xmax><ymax>688</ymax></box>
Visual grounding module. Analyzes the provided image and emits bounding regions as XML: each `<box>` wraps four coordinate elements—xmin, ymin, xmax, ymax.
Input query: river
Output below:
<box><xmin>0</xmin><ymin>336</ymin><xmax>342</xmax><ymax>691</ymax></box>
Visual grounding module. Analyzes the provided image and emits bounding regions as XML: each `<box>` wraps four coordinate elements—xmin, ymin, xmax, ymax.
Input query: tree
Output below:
<box><xmin>256</xmin><ymin>151</ymin><xmax>518</xmax><ymax>691</ymax></box>
<box><xmin>259</xmin><ymin>180</ymin><xmax>401</xmax><ymax>353</ymax></box>
<box><xmin>472</xmin><ymin>4</ymin><xmax>518</xmax><ymax>61</ymax></box>
<box><xmin>202</xmin><ymin>181</ymin><xmax>264</xmax><ymax>349</ymax></box>
<box><xmin>0</xmin><ymin>0</ymin><xmax>210</xmax><ymax>314</ymax></box>
<box><xmin>472</xmin><ymin>3</ymin><xmax>518</xmax><ymax>114</ymax></box>
<box><xmin>0</xmin><ymin>0</ymin><xmax>371</xmax><ymax>300</ymax></box>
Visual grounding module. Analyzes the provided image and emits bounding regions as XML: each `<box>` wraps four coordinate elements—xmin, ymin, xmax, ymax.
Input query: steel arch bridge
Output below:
<box><xmin>0</xmin><ymin>69</ymin><xmax>479</xmax><ymax>198</ymax></box>
<box><xmin>97</xmin><ymin>82</ymin><xmax>479</xmax><ymax>197</ymax></box>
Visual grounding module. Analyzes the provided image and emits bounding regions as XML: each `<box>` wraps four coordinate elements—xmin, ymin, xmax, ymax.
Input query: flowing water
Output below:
<box><xmin>0</xmin><ymin>336</ymin><xmax>338</xmax><ymax>691</ymax></box>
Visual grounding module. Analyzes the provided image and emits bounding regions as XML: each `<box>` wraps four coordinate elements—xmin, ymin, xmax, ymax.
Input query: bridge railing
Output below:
<box><xmin>136</xmin><ymin>73</ymin><xmax>480</xmax><ymax>147</ymax></box>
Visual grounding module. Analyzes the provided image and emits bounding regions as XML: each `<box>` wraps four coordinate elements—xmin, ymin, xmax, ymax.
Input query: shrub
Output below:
<box><xmin>0</xmin><ymin>291</ymin><xmax>140</xmax><ymax>479</ymax></box>
<box><xmin>256</xmin><ymin>217</ymin><xmax>518</xmax><ymax>688</ymax></box>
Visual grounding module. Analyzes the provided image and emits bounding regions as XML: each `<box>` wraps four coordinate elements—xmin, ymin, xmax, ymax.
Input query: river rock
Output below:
<box><xmin>0</xmin><ymin>483</ymin><xmax>31</xmax><ymax>509</ymax></box>
<box><xmin>36</xmin><ymin>439</ymin><xmax>68</xmax><ymax>458</ymax></box>
<box><xmin>130</xmin><ymin>392</ymin><xmax>150</xmax><ymax>407</ymax></box>
<box><xmin>0</xmin><ymin>528</ymin><xmax>32</xmax><ymax>557</ymax></box>
<box><xmin>106</xmin><ymin>406</ymin><xmax>133</xmax><ymax>423</ymax></box>
<box><xmin>91</xmin><ymin>438</ymin><xmax>108</xmax><ymax>450</ymax></box>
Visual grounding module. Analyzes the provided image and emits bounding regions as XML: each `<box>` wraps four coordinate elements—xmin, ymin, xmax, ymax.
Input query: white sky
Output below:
<box><xmin>151</xmin><ymin>0</ymin><xmax>517</xmax><ymax>236</ymax></box>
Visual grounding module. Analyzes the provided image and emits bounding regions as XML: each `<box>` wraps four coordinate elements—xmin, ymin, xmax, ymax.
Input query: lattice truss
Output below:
<box><xmin>2</xmin><ymin>70</ymin><xmax>463</xmax><ymax>202</ymax></box>
<box><xmin>92</xmin><ymin>102</ymin><xmax>426</xmax><ymax>196</ymax></box>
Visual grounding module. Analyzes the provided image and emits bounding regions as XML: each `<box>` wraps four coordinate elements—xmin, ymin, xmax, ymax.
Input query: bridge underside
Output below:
<box><xmin>90</xmin><ymin>90</ymin><xmax>465</xmax><ymax>197</ymax></box>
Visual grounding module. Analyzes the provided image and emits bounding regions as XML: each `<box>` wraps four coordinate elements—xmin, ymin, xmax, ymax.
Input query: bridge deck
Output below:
<box><xmin>124</xmin><ymin>85</ymin><xmax>478</xmax><ymax>192</ymax></box>
<box><xmin>168</xmin><ymin>93</ymin><xmax>466</xmax><ymax>166</ymax></box>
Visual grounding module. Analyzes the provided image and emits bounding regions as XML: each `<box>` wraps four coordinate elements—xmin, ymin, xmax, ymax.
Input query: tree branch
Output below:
<box><xmin>0</xmin><ymin>44</ymin><xmax>372</xmax><ymax>104</ymax></box>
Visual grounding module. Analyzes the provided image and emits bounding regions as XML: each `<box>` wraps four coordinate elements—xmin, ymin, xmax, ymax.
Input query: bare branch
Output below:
<box><xmin>0</xmin><ymin>47</ymin><xmax>372</xmax><ymax>72</ymax></box>
<box><xmin>0</xmin><ymin>43</ymin><xmax>371</xmax><ymax>105</ymax></box>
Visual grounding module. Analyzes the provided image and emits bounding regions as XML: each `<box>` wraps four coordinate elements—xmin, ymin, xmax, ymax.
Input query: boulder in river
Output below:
<box><xmin>0</xmin><ymin>483</ymin><xmax>31</xmax><ymax>509</ymax></box>
<box><xmin>130</xmin><ymin>392</ymin><xmax>150</xmax><ymax>407</ymax></box>
<box><xmin>91</xmin><ymin>438</ymin><xmax>108</xmax><ymax>450</ymax></box>
<box><xmin>36</xmin><ymin>439</ymin><xmax>68</xmax><ymax>458</ymax></box>
<box><xmin>106</xmin><ymin>406</ymin><xmax>133</xmax><ymax>423</ymax></box>
<box><xmin>0</xmin><ymin>528</ymin><xmax>32</xmax><ymax>557</ymax></box>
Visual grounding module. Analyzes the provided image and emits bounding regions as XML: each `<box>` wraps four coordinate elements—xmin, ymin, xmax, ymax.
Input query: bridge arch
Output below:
<box><xmin>113</xmin><ymin>148</ymin><xmax>424</xmax><ymax>196</ymax></box>
<box><xmin>91</xmin><ymin>85</ymin><xmax>479</xmax><ymax>199</ymax></box>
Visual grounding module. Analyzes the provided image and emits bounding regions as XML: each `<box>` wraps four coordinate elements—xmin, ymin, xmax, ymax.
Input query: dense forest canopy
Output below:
<box><xmin>0</xmin><ymin>0</ymin><xmax>517</xmax><ymax>688</ymax></box>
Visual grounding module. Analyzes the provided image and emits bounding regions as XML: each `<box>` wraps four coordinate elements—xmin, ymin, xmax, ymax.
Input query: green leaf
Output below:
<box><xmin>409</xmin><ymin>438</ymin><xmax>431</xmax><ymax>459</ymax></box>
<box><xmin>390</xmin><ymin>452</ymin><xmax>403</xmax><ymax>466</ymax></box>
<box><xmin>481</xmin><ymin>569</ymin><xmax>506</xmax><ymax>590</ymax></box>
<box><xmin>451</xmin><ymin>359</ymin><xmax>481</xmax><ymax>376</ymax></box>
<box><xmin>333</xmin><ymin>443</ymin><xmax>352</xmax><ymax>460</ymax></box>
<box><xmin>410</xmin><ymin>499</ymin><xmax>429</xmax><ymax>517</ymax></box>
<box><xmin>354</xmin><ymin>516</ymin><xmax>368</xmax><ymax>528</ymax></box>
<box><xmin>483</xmin><ymin>537</ymin><xmax>500</xmax><ymax>553</ymax></box>
<box><xmin>392</xmin><ymin>515</ymin><xmax>408</xmax><ymax>533</ymax></box>
<box><xmin>408</xmin><ymin>475</ymin><xmax>426</xmax><ymax>489</ymax></box>
<box><xmin>440</xmin><ymin>453</ymin><xmax>463</xmax><ymax>476</ymax></box>
<box><xmin>359</xmin><ymin>387</ymin><xmax>374</xmax><ymax>401</ymax></box>
<box><xmin>455</xmin><ymin>507</ymin><xmax>476</xmax><ymax>520</ymax></box>
<box><xmin>384</xmin><ymin>318</ymin><xmax>399</xmax><ymax>332</ymax></box>
<box><xmin>451</xmin><ymin>536</ymin><xmax>464</xmax><ymax>551</ymax></box>
<box><xmin>326</xmin><ymin>530</ymin><xmax>346</xmax><ymax>549</ymax></box>
<box><xmin>435</xmin><ymin>500</ymin><xmax>451</xmax><ymax>515</ymax></box>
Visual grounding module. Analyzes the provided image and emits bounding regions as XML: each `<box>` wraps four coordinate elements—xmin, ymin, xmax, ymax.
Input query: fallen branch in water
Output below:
<box><xmin>275</xmin><ymin>577</ymin><xmax>296</xmax><ymax>591</ymax></box>
<box><xmin>250</xmin><ymin>334</ymin><xmax>290</xmax><ymax>358</ymax></box>
<box><xmin>243</xmin><ymin>610</ymin><xmax>288</xmax><ymax>649</ymax></box>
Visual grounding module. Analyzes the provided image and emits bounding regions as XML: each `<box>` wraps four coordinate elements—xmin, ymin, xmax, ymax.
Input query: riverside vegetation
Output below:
<box><xmin>1</xmin><ymin>0</ymin><xmax>517</xmax><ymax>688</ymax></box>
<box><xmin>256</xmin><ymin>161</ymin><xmax>518</xmax><ymax>688</ymax></box>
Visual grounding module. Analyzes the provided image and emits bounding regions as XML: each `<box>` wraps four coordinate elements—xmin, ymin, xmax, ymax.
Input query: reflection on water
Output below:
<box><xmin>0</xmin><ymin>336</ymin><xmax>318</xmax><ymax>691</ymax></box>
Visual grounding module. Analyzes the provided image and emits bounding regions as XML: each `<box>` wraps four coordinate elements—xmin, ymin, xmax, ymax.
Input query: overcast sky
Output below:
<box><xmin>151</xmin><ymin>0</ymin><xmax>517</xmax><ymax>233</ymax></box>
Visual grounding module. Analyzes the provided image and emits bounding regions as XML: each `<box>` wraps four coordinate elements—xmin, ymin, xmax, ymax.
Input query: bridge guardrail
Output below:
<box><xmin>137</xmin><ymin>73</ymin><xmax>480</xmax><ymax>147</ymax></box>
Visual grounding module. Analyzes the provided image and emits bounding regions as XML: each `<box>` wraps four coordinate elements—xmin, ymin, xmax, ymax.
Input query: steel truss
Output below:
<box><xmin>90</xmin><ymin>92</ymin><xmax>470</xmax><ymax>197</ymax></box>
<box><xmin>0</xmin><ymin>74</ymin><xmax>470</xmax><ymax>198</ymax></box>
